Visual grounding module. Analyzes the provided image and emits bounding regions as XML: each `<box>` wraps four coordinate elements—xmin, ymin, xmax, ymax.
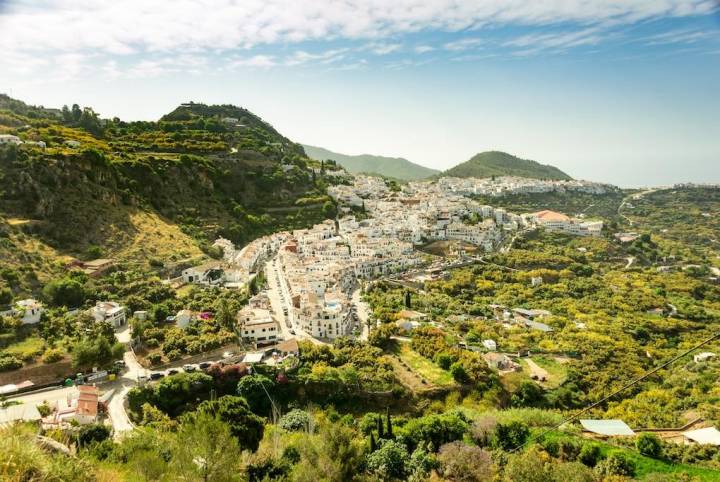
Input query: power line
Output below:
<box><xmin>510</xmin><ymin>331</ymin><xmax>720</xmax><ymax>453</ymax></box>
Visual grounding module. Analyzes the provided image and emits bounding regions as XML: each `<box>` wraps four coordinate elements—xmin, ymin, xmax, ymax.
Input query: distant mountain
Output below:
<box><xmin>443</xmin><ymin>151</ymin><xmax>571</xmax><ymax>180</ymax></box>
<box><xmin>303</xmin><ymin>144</ymin><xmax>438</xmax><ymax>181</ymax></box>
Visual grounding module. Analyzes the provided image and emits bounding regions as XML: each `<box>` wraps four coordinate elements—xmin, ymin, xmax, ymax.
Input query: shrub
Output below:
<box><xmin>578</xmin><ymin>442</ymin><xmax>602</xmax><ymax>467</ymax></box>
<box><xmin>594</xmin><ymin>451</ymin><xmax>635</xmax><ymax>478</ymax></box>
<box><xmin>366</xmin><ymin>440</ymin><xmax>410</xmax><ymax>480</ymax></box>
<box><xmin>493</xmin><ymin>421</ymin><xmax>529</xmax><ymax>451</ymax></box>
<box><xmin>147</xmin><ymin>353</ymin><xmax>162</xmax><ymax>365</ymax></box>
<box><xmin>0</xmin><ymin>354</ymin><xmax>23</xmax><ymax>371</ymax></box>
<box><xmin>437</xmin><ymin>441</ymin><xmax>494</xmax><ymax>481</ymax></box>
<box><xmin>636</xmin><ymin>433</ymin><xmax>662</xmax><ymax>458</ymax></box>
<box><xmin>76</xmin><ymin>423</ymin><xmax>111</xmax><ymax>447</ymax></box>
<box><xmin>42</xmin><ymin>348</ymin><xmax>64</xmax><ymax>364</ymax></box>
<box><xmin>434</xmin><ymin>352</ymin><xmax>454</xmax><ymax>370</ymax></box>
<box><xmin>279</xmin><ymin>409</ymin><xmax>311</xmax><ymax>432</ymax></box>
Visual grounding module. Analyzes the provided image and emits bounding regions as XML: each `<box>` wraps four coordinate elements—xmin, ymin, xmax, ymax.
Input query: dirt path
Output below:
<box><xmin>525</xmin><ymin>358</ymin><xmax>549</xmax><ymax>381</ymax></box>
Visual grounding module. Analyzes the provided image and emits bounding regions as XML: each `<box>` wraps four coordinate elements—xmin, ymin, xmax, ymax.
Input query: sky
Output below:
<box><xmin>0</xmin><ymin>0</ymin><xmax>719</xmax><ymax>187</ymax></box>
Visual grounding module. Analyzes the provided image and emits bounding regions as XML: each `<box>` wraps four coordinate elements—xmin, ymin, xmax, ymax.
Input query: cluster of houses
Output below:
<box><xmin>437</xmin><ymin>176</ymin><xmax>614</xmax><ymax>197</ymax></box>
<box><xmin>329</xmin><ymin>176</ymin><xmax>521</xmax><ymax>251</ymax></box>
<box><xmin>181</xmin><ymin>233</ymin><xmax>286</xmax><ymax>288</ymax></box>
<box><xmin>1</xmin><ymin>299</ymin><xmax>126</xmax><ymax>328</ymax></box>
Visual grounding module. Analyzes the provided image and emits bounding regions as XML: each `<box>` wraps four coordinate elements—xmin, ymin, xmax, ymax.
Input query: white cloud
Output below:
<box><xmin>228</xmin><ymin>55</ymin><xmax>278</xmax><ymax>68</ymax></box>
<box><xmin>414</xmin><ymin>45</ymin><xmax>435</xmax><ymax>53</ymax></box>
<box><xmin>504</xmin><ymin>27</ymin><xmax>606</xmax><ymax>52</ymax></box>
<box><xmin>443</xmin><ymin>38</ymin><xmax>484</xmax><ymax>51</ymax></box>
<box><xmin>284</xmin><ymin>48</ymin><xmax>348</xmax><ymax>66</ymax></box>
<box><xmin>363</xmin><ymin>42</ymin><xmax>402</xmax><ymax>55</ymax></box>
<box><xmin>643</xmin><ymin>29</ymin><xmax>716</xmax><ymax>45</ymax></box>
<box><xmin>0</xmin><ymin>0</ymin><xmax>714</xmax><ymax>57</ymax></box>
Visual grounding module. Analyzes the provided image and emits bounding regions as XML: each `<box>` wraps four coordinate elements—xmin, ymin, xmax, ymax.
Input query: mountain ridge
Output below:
<box><xmin>302</xmin><ymin>144</ymin><xmax>438</xmax><ymax>181</ymax></box>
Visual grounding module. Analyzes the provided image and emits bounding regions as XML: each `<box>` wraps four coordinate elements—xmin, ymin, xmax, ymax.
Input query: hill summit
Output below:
<box><xmin>443</xmin><ymin>151</ymin><xmax>571</xmax><ymax>180</ymax></box>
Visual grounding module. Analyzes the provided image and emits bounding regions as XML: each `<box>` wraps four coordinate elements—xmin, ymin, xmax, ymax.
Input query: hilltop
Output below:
<box><xmin>0</xmin><ymin>96</ymin><xmax>335</xmax><ymax>292</ymax></box>
<box><xmin>443</xmin><ymin>151</ymin><xmax>571</xmax><ymax>180</ymax></box>
<box><xmin>303</xmin><ymin>144</ymin><xmax>438</xmax><ymax>181</ymax></box>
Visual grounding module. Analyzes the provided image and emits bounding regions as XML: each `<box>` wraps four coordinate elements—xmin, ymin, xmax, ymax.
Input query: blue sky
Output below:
<box><xmin>0</xmin><ymin>0</ymin><xmax>718</xmax><ymax>186</ymax></box>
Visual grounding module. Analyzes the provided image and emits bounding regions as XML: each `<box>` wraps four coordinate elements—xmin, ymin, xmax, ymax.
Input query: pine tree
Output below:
<box><xmin>404</xmin><ymin>291</ymin><xmax>411</xmax><ymax>309</ymax></box>
<box><xmin>386</xmin><ymin>408</ymin><xmax>393</xmax><ymax>438</ymax></box>
<box><xmin>370</xmin><ymin>432</ymin><xmax>377</xmax><ymax>452</ymax></box>
<box><xmin>377</xmin><ymin>414</ymin><xmax>384</xmax><ymax>438</ymax></box>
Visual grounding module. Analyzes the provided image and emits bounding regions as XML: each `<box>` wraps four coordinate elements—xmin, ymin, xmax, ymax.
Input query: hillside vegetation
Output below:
<box><xmin>443</xmin><ymin>151</ymin><xmax>571</xmax><ymax>180</ymax></box>
<box><xmin>303</xmin><ymin>144</ymin><xmax>439</xmax><ymax>180</ymax></box>
<box><xmin>0</xmin><ymin>96</ymin><xmax>335</xmax><ymax>290</ymax></box>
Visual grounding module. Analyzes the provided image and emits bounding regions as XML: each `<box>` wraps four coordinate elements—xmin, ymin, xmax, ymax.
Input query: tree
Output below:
<box><xmin>172</xmin><ymin>412</ymin><xmax>242</xmax><ymax>482</ymax></box>
<box><xmin>594</xmin><ymin>451</ymin><xmax>635</xmax><ymax>478</ymax></box>
<box><xmin>0</xmin><ymin>287</ymin><xmax>11</xmax><ymax>305</ymax></box>
<box><xmin>72</xmin><ymin>337</ymin><xmax>124</xmax><ymax>370</ymax></box>
<box><xmin>279</xmin><ymin>409</ymin><xmax>311</xmax><ymax>432</ymax></box>
<box><xmin>636</xmin><ymin>433</ymin><xmax>662</xmax><ymax>458</ymax></box>
<box><xmin>386</xmin><ymin>408</ymin><xmax>393</xmax><ymax>439</ymax></box>
<box><xmin>214</xmin><ymin>298</ymin><xmax>235</xmax><ymax>332</ymax></box>
<box><xmin>511</xmin><ymin>381</ymin><xmax>545</xmax><ymax>407</ymax></box>
<box><xmin>437</xmin><ymin>442</ymin><xmax>494</xmax><ymax>481</ymax></box>
<box><xmin>578</xmin><ymin>442</ymin><xmax>601</xmax><ymax>467</ymax></box>
<box><xmin>236</xmin><ymin>374</ymin><xmax>274</xmax><ymax>415</ymax></box>
<box><xmin>377</xmin><ymin>413</ymin><xmax>385</xmax><ymax>438</ymax></box>
<box><xmin>292</xmin><ymin>423</ymin><xmax>364</xmax><ymax>482</ymax></box>
<box><xmin>366</xmin><ymin>440</ymin><xmax>410</xmax><ymax>480</ymax></box>
<box><xmin>76</xmin><ymin>423</ymin><xmax>111</xmax><ymax>447</ymax></box>
<box><xmin>195</xmin><ymin>395</ymin><xmax>264</xmax><ymax>452</ymax></box>
<box><xmin>494</xmin><ymin>421</ymin><xmax>529</xmax><ymax>451</ymax></box>
<box><xmin>42</xmin><ymin>277</ymin><xmax>85</xmax><ymax>307</ymax></box>
<box><xmin>404</xmin><ymin>291</ymin><xmax>412</xmax><ymax>309</ymax></box>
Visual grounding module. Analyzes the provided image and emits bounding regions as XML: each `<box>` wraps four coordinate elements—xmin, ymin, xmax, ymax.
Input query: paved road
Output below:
<box><xmin>265</xmin><ymin>257</ymin><xmax>325</xmax><ymax>345</ymax></box>
<box><xmin>351</xmin><ymin>288</ymin><xmax>371</xmax><ymax>341</ymax></box>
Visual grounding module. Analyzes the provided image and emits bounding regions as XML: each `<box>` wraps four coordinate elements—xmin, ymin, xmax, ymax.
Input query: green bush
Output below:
<box><xmin>42</xmin><ymin>348</ymin><xmax>64</xmax><ymax>364</ymax></box>
<box><xmin>594</xmin><ymin>451</ymin><xmax>635</xmax><ymax>478</ymax></box>
<box><xmin>0</xmin><ymin>354</ymin><xmax>23</xmax><ymax>371</ymax></box>
<box><xmin>636</xmin><ymin>433</ymin><xmax>662</xmax><ymax>458</ymax></box>
<box><xmin>147</xmin><ymin>353</ymin><xmax>162</xmax><ymax>365</ymax></box>
<box><xmin>578</xmin><ymin>442</ymin><xmax>601</xmax><ymax>467</ymax></box>
<box><xmin>279</xmin><ymin>409</ymin><xmax>311</xmax><ymax>432</ymax></box>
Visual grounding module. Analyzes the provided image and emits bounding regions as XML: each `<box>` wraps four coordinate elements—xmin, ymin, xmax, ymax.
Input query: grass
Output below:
<box><xmin>530</xmin><ymin>355</ymin><xmax>568</xmax><ymax>387</ymax></box>
<box><xmin>395</xmin><ymin>343</ymin><xmax>455</xmax><ymax>387</ymax></box>
<box><xmin>3</xmin><ymin>336</ymin><xmax>46</xmax><ymax>361</ymax></box>
<box><xmin>539</xmin><ymin>430</ymin><xmax>720</xmax><ymax>481</ymax></box>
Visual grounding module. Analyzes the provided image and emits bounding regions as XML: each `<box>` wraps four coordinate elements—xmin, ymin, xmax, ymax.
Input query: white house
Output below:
<box><xmin>182</xmin><ymin>261</ymin><xmax>225</xmax><ymax>285</ymax></box>
<box><xmin>15</xmin><ymin>299</ymin><xmax>44</xmax><ymax>325</ymax></box>
<box><xmin>237</xmin><ymin>308</ymin><xmax>279</xmax><ymax>344</ymax></box>
<box><xmin>175</xmin><ymin>309</ymin><xmax>194</xmax><ymax>329</ymax></box>
<box><xmin>694</xmin><ymin>352</ymin><xmax>716</xmax><ymax>363</ymax></box>
<box><xmin>91</xmin><ymin>301</ymin><xmax>126</xmax><ymax>328</ymax></box>
<box><xmin>0</xmin><ymin>134</ymin><xmax>22</xmax><ymax>145</ymax></box>
<box><xmin>482</xmin><ymin>339</ymin><xmax>497</xmax><ymax>351</ymax></box>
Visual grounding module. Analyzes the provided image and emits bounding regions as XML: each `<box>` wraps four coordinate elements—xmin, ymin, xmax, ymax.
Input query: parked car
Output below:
<box><xmin>114</xmin><ymin>360</ymin><xmax>126</xmax><ymax>367</ymax></box>
<box><xmin>222</xmin><ymin>351</ymin><xmax>234</xmax><ymax>359</ymax></box>
<box><xmin>198</xmin><ymin>361</ymin><xmax>212</xmax><ymax>370</ymax></box>
<box><xmin>183</xmin><ymin>364</ymin><xmax>196</xmax><ymax>372</ymax></box>
<box><xmin>289</xmin><ymin>329</ymin><xmax>296</xmax><ymax>335</ymax></box>
<box><xmin>167</xmin><ymin>369</ymin><xmax>179</xmax><ymax>375</ymax></box>
<box><xmin>150</xmin><ymin>372</ymin><xmax>164</xmax><ymax>380</ymax></box>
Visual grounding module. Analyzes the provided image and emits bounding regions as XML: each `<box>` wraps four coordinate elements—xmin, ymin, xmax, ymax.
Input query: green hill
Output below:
<box><xmin>303</xmin><ymin>144</ymin><xmax>438</xmax><ymax>181</ymax></box>
<box><xmin>0</xmin><ymin>96</ymin><xmax>335</xmax><ymax>291</ymax></box>
<box><xmin>443</xmin><ymin>151</ymin><xmax>571</xmax><ymax>180</ymax></box>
